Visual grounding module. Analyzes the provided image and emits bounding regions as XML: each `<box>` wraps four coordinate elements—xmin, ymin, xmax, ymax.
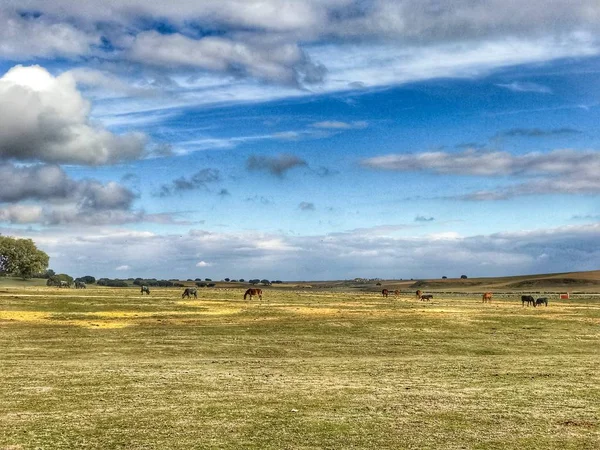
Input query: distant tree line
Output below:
<box><xmin>131</xmin><ymin>278</ymin><xmax>185</xmax><ymax>287</ymax></box>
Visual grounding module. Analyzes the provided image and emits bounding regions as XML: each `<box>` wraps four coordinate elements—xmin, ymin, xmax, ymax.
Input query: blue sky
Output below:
<box><xmin>1</xmin><ymin>1</ymin><xmax>599</xmax><ymax>280</ymax></box>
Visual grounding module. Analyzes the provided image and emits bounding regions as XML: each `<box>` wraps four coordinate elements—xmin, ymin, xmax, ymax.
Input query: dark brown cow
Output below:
<box><xmin>420</xmin><ymin>294</ymin><xmax>433</xmax><ymax>301</ymax></box>
<box><xmin>244</xmin><ymin>288</ymin><xmax>263</xmax><ymax>301</ymax></box>
<box><xmin>382</xmin><ymin>289</ymin><xmax>389</xmax><ymax>298</ymax></box>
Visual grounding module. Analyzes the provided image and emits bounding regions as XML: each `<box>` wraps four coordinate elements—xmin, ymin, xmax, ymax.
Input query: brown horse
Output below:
<box><xmin>394</xmin><ymin>290</ymin><xmax>400</xmax><ymax>297</ymax></box>
<box><xmin>244</xmin><ymin>288</ymin><xmax>263</xmax><ymax>301</ymax></box>
<box><xmin>382</xmin><ymin>289</ymin><xmax>389</xmax><ymax>298</ymax></box>
<box><xmin>482</xmin><ymin>292</ymin><xmax>493</xmax><ymax>303</ymax></box>
<box><xmin>416</xmin><ymin>290</ymin><xmax>422</xmax><ymax>299</ymax></box>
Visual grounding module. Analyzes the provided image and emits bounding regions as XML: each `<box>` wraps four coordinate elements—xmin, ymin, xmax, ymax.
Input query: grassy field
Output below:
<box><xmin>1</xmin><ymin>286</ymin><xmax>599</xmax><ymax>449</ymax></box>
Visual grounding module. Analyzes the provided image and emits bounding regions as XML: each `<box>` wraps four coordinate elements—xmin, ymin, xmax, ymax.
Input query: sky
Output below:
<box><xmin>0</xmin><ymin>0</ymin><xmax>599</xmax><ymax>281</ymax></box>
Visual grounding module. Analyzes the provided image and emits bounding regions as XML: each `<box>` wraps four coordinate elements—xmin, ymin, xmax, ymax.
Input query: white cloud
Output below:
<box><xmin>0</xmin><ymin>65</ymin><xmax>146</xmax><ymax>165</ymax></box>
<box><xmin>4</xmin><ymin>222</ymin><xmax>599</xmax><ymax>280</ymax></box>
<box><xmin>115</xmin><ymin>265</ymin><xmax>131</xmax><ymax>271</ymax></box>
<box><xmin>364</xmin><ymin>149</ymin><xmax>600</xmax><ymax>199</ymax></box>
<box><xmin>0</xmin><ymin>204</ymin><xmax>44</xmax><ymax>224</ymax></box>
<box><xmin>0</xmin><ymin>9</ymin><xmax>99</xmax><ymax>59</ymax></box>
<box><xmin>0</xmin><ymin>1</ymin><xmax>596</xmax><ymax>106</ymax></box>
<box><xmin>128</xmin><ymin>31</ymin><xmax>324</xmax><ymax>85</ymax></box>
<box><xmin>363</xmin><ymin>148</ymin><xmax>600</xmax><ymax>177</ymax></box>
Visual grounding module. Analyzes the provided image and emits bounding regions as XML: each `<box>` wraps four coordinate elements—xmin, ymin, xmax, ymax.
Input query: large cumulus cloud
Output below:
<box><xmin>0</xmin><ymin>65</ymin><xmax>146</xmax><ymax>165</ymax></box>
<box><xmin>0</xmin><ymin>163</ymin><xmax>158</xmax><ymax>226</ymax></box>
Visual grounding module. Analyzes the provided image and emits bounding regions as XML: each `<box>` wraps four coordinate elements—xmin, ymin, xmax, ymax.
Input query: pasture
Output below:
<box><xmin>1</xmin><ymin>286</ymin><xmax>599</xmax><ymax>449</ymax></box>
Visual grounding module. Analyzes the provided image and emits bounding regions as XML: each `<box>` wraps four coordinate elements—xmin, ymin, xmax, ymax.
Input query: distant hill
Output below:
<box><xmin>298</xmin><ymin>270</ymin><xmax>600</xmax><ymax>293</ymax></box>
<box><xmin>402</xmin><ymin>270</ymin><xmax>600</xmax><ymax>293</ymax></box>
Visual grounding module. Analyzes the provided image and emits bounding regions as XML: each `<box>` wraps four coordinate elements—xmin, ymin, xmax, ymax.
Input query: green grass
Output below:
<box><xmin>1</xmin><ymin>287</ymin><xmax>599</xmax><ymax>449</ymax></box>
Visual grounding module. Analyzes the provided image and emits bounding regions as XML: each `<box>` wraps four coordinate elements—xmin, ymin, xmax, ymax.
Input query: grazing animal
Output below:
<box><xmin>59</xmin><ymin>280</ymin><xmax>70</xmax><ymax>288</ymax></box>
<box><xmin>382</xmin><ymin>289</ymin><xmax>389</xmax><ymax>298</ymax></box>
<box><xmin>182</xmin><ymin>288</ymin><xmax>197</xmax><ymax>299</ymax></box>
<box><xmin>244</xmin><ymin>288</ymin><xmax>263</xmax><ymax>301</ymax></box>
<box><xmin>420</xmin><ymin>294</ymin><xmax>433</xmax><ymax>301</ymax></box>
<box><xmin>416</xmin><ymin>290</ymin><xmax>423</xmax><ymax>299</ymax></box>
<box><xmin>141</xmin><ymin>285</ymin><xmax>150</xmax><ymax>295</ymax></box>
<box><xmin>536</xmin><ymin>297</ymin><xmax>548</xmax><ymax>307</ymax></box>
<box><xmin>75</xmin><ymin>281</ymin><xmax>86</xmax><ymax>289</ymax></box>
<box><xmin>521</xmin><ymin>295</ymin><xmax>535</xmax><ymax>307</ymax></box>
<box><xmin>394</xmin><ymin>290</ymin><xmax>400</xmax><ymax>297</ymax></box>
<box><xmin>482</xmin><ymin>292</ymin><xmax>493</xmax><ymax>303</ymax></box>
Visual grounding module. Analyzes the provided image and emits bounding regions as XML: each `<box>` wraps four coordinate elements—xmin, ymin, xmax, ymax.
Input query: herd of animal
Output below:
<box><xmin>382</xmin><ymin>289</ymin><xmax>550</xmax><ymax>306</ymax></box>
<box><xmin>46</xmin><ymin>282</ymin><xmax>551</xmax><ymax>306</ymax></box>
<box><xmin>140</xmin><ymin>286</ymin><xmax>264</xmax><ymax>301</ymax></box>
<box><xmin>46</xmin><ymin>279</ymin><xmax>86</xmax><ymax>289</ymax></box>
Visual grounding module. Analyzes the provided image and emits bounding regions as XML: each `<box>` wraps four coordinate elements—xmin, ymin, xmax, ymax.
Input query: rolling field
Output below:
<box><xmin>1</xmin><ymin>286</ymin><xmax>599</xmax><ymax>449</ymax></box>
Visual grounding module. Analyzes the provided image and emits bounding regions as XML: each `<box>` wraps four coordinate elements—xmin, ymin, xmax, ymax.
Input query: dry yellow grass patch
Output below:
<box><xmin>176</xmin><ymin>300</ymin><xmax>244</xmax><ymax>315</ymax></box>
<box><xmin>0</xmin><ymin>311</ymin><xmax>49</xmax><ymax>322</ymax></box>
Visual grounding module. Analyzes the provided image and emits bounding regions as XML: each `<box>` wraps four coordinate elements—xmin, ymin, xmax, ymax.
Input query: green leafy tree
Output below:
<box><xmin>78</xmin><ymin>275</ymin><xmax>96</xmax><ymax>284</ymax></box>
<box><xmin>0</xmin><ymin>236</ymin><xmax>49</xmax><ymax>279</ymax></box>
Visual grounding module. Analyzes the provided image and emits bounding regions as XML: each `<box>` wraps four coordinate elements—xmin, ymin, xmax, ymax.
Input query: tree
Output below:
<box><xmin>77</xmin><ymin>275</ymin><xmax>96</xmax><ymax>284</ymax></box>
<box><xmin>0</xmin><ymin>236</ymin><xmax>49</xmax><ymax>279</ymax></box>
<box><xmin>460</xmin><ymin>275</ymin><xmax>468</xmax><ymax>279</ymax></box>
<box><xmin>442</xmin><ymin>276</ymin><xmax>447</xmax><ymax>279</ymax></box>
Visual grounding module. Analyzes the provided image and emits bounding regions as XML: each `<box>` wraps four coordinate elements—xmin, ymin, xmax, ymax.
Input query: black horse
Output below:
<box><xmin>182</xmin><ymin>288</ymin><xmax>198</xmax><ymax>299</ymax></box>
<box><xmin>536</xmin><ymin>297</ymin><xmax>548</xmax><ymax>307</ymax></box>
<box><xmin>521</xmin><ymin>295</ymin><xmax>535</xmax><ymax>306</ymax></box>
<box><xmin>141</xmin><ymin>285</ymin><xmax>150</xmax><ymax>295</ymax></box>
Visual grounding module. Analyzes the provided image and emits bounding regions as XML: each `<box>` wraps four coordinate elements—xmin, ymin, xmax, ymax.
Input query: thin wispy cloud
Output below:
<box><xmin>496</xmin><ymin>81</ymin><xmax>553</xmax><ymax>93</ymax></box>
<box><xmin>311</xmin><ymin>121</ymin><xmax>368</xmax><ymax>129</ymax></box>
<box><xmin>495</xmin><ymin>128</ymin><xmax>581</xmax><ymax>138</ymax></box>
